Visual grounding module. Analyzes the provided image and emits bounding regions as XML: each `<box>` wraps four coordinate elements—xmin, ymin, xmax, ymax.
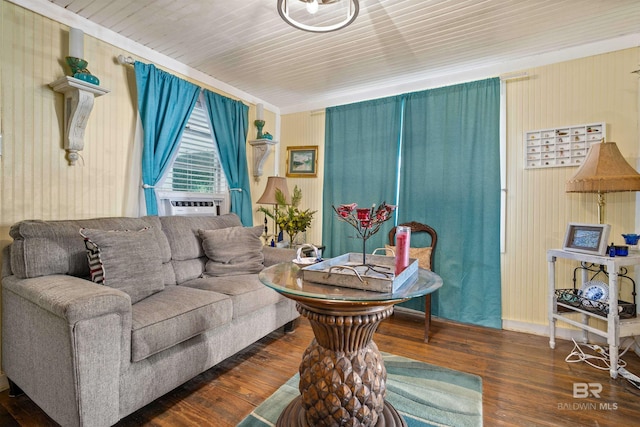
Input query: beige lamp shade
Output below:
<box><xmin>566</xmin><ymin>141</ymin><xmax>640</xmax><ymax>224</ymax></box>
<box><xmin>566</xmin><ymin>141</ymin><xmax>640</xmax><ymax>193</ymax></box>
<box><xmin>257</xmin><ymin>176</ymin><xmax>291</xmax><ymax>205</ymax></box>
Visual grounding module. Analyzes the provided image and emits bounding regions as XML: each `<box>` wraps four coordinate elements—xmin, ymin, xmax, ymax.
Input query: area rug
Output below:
<box><xmin>237</xmin><ymin>352</ymin><xmax>482</xmax><ymax>427</ymax></box>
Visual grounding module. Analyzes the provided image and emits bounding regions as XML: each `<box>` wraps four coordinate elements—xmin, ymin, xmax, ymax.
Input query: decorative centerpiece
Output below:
<box><xmin>301</xmin><ymin>202</ymin><xmax>417</xmax><ymax>293</ymax></box>
<box><xmin>333</xmin><ymin>202</ymin><xmax>396</xmax><ymax>265</ymax></box>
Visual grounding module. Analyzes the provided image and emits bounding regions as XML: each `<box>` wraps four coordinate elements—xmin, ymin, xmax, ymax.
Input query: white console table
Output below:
<box><xmin>547</xmin><ymin>249</ymin><xmax>640</xmax><ymax>378</ymax></box>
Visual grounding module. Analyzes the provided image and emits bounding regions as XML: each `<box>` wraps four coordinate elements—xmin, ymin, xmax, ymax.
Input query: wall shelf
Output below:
<box><xmin>248</xmin><ymin>138</ymin><xmax>278</xmax><ymax>178</ymax></box>
<box><xmin>50</xmin><ymin>76</ymin><xmax>109</xmax><ymax>165</ymax></box>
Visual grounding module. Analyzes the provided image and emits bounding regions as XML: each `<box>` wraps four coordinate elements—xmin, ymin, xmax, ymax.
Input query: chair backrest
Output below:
<box><xmin>388</xmin><ymin>221</ymin><xmax>437</xmax><ymax>271</ymax></box>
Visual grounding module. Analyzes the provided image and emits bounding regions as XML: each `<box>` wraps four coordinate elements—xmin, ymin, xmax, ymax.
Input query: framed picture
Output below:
<box><xmin>563</xmin><ymin>223</ymin><xmax>611</xmax><ymax>255</ymax></box>
<box><xmin>286</xmin><ymin>146</ymin><xmax>318</xmax><ymax>178</ymax></box>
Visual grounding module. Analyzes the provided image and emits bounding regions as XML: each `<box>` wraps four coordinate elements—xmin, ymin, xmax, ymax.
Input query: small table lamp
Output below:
<box><xmin>566</xmin><ymin>141</ymin><xmax>640</xmax><ymax>224</ymax></box>
<box><xmin>257</xmin><ymin>176</ymin><xmax>291</xmax><ymax>244</ymax></box>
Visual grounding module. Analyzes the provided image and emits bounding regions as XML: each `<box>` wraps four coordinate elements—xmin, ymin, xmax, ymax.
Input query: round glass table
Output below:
<box><xmin>259</xmin><ymin>262</ymin><xmax>443</xmax><ymax>427</ymax></box>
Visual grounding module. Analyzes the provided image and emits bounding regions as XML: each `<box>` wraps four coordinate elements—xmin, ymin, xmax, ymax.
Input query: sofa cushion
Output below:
<box><xmin>159</xmin><ymin>214</ymin><xmax>244</xmax><ymax>284</ymax></box>
<box><xmin>160</xmin><ymin>214</ymin><xmax>243</xmax><ymax>261</ymax></box>
<box><xmin>9</xmin><ymin>216</ymin><xmax>171</xmax><ymax>281</ymax></box>
<box><xmin>79</xmin><ymin>227</ymin><xmax>165</xmax><ymax>304</ymax></box>
<box><xmin>181</xmin><ymin>274</ymin><xmax>283</xmax><ymax>319</ymax></box>
<box><xmin>131</xmin><ymin>286</ymin><xmax>232</xmax><ymax>362</ymax></box>
<box><xmin>199</xmin><ymin>226</ymin><xmax>264</xmax><ymax>276</ymax></box>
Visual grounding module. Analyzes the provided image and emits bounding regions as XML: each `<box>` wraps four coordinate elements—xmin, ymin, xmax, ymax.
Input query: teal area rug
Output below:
<box><xmin>237</xmin><ymin>353</ymin><xmax>482</xmax><ymax>427</ymax></box>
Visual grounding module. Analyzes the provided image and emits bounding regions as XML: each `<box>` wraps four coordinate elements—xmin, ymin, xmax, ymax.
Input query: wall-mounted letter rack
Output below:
<box><xmin>525</xmin><ymin>122</ymin><xmax>605</xmax><ymax>169</ymax></box>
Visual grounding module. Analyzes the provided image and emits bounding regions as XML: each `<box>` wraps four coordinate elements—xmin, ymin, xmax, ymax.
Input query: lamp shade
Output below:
<box><xmin>257</xmin><ymin>176</ymin><xmax>291</xmax><ymax>205</ymax></box>
<box><xmin>566</xmin><ymin>141</ymin><xmax>640</xmax><ymax>193</ymax></box>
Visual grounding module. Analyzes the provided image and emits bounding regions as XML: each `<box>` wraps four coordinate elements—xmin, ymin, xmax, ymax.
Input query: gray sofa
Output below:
<box><xmin>1</xmin><ymin>213</ymin><xmax>299</xmax><ymax>427</ymax></box>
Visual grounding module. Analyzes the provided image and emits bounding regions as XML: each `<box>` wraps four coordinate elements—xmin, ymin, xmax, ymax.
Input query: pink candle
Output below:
<box><xmin>395</xmin><ymin>226</ymin><xmax>411</xmax><ymax>275</ymax></box>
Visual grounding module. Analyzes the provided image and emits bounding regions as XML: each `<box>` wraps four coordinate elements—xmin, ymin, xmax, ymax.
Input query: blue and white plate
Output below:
<box><xmin>579</xmin><ymin>280</ymin><xmax>609</xmax><ymax>308</ymax></box>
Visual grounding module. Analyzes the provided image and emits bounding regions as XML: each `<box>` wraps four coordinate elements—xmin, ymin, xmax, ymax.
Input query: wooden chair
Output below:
<box><xmin>388</xmin><ymin>221</ymin><xmax>438</xmax><ymax>343</ymax></box>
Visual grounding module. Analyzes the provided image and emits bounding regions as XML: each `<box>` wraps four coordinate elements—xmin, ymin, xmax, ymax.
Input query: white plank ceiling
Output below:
<box><xmin>42</xmin><ymin>0</ymin><xmax>640</xmax><ymax>112</ymax></box>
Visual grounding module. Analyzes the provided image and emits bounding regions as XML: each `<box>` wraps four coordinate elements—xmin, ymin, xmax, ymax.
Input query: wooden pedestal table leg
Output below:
<box><xmin>276</xmin><ymin>302</ymin><xmax>407</xmax><ymax>427</ymax></box>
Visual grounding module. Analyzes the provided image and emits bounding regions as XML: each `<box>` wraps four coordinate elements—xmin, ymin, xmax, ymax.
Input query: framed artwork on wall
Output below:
<box><xmin>563</xmin><ymin>223</ymin><xmax>611</xmax><ymax>255</ymax></box>
<box><xmin>286</xmin><ymin>146</ymin><xmax>318</xmax><ymax>178</ymax></box>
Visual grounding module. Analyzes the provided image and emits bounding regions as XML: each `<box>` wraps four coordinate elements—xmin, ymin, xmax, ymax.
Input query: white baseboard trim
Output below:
<box><xmin>0</xmin><ymin>371</ymin><xmax>8</xmax><ymax>392</ymax></box>
<box><xmin>501</xmin><ymin>319</ymin><xmax>608</xmax><ymax>344</ymax></box>
<box><xmin>393</xmin><ymin>310</ymin><xmax>618</xmax><ymax>347</ymax></box>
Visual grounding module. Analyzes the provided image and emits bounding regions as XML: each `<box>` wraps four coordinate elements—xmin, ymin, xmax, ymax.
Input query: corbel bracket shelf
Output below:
<box><xmin>249</xmin><ymin>138</ymin><xmax>278</xmax><ymax>178</ymax></box>
<box><xmin>50</xmin><ymin>76</ymin><xmax>110</xmax><ymax>165</ymax></box>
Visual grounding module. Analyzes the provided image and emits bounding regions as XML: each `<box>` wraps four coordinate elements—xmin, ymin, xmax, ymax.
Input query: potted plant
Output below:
<box><xmin>257</xmin><ymin>185</ymin><xmax>316</xmax><ymax>247</ymax></box>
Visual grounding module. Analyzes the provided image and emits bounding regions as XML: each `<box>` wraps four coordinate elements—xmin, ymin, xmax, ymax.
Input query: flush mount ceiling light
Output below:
<box><xmin>277</xmin><ymin>0</ymin><xmax>359</xmax><ymax>33</ymax></box>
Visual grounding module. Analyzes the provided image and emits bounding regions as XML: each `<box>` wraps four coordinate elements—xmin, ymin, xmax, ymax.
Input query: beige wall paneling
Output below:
<box><xmin>502</xmin><ymin>48</ymin><xmax>640</xmax><ymax>332</ymax></box>
<box><xmin>1</xmin><ymin>0</ymin><xmax>137</xmax><ymax>233</ymax></box>
<box><xmin>249</xmin><ymin>106</ymin><xmax>278</xmax><ymax>239</ymax></box>
<box><xmin>2</xmin><ymin>0</ymin><xmax>640</xmax><ymax>388</ymax></box>
<box><xmin>279</xmin><ymin>111</ymin><xmax>325</xmax><ymax>247</ymax></box>
<box><xmin>0</xmin><ymin>1</ymin><xmax>267</xmax><ymax>386</ymax></box>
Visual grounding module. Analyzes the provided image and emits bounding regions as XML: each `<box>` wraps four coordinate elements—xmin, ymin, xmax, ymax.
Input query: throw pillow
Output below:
<box><xmin>199</xmin><ymin>226</ymin><xmax>264</xmax><ymax>276</ymax></box>
<box><xmin>79</xmin><ymin>227</ymin><xmax>165</xmax><ymax>303</ymax></box>
<box><xmin>385</xmin><ymin>244</ymin><xmax>432</xmax><ymax>271</ymax></box>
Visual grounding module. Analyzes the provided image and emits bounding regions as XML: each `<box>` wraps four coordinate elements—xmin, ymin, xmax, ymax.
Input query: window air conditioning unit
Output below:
<box><xmin>157</xmin><ymin>192</ymin><xmax>229</xmax><ymax>217</ymax></box>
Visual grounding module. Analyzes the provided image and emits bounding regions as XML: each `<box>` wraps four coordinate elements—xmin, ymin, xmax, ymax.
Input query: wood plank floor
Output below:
<box><xmin>2</xmin><ymin>311</ymin><xmax>640</xmax><ymax>426</ymax></box>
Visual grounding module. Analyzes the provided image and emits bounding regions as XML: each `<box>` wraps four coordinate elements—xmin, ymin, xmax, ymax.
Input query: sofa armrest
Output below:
<box><xmin>262</xmin><ymin>246</ymin><xmax>297</xmax><ymax>267</ymax></box>
<box><xmin>2</xmin><ymin>274</ymin><xmax>131</xmax><ymax>324</ymax></box>
<box><xmin>2</xmin><ymin>275</ymin><xmax>131</xmax><ymax>426</ymax></box>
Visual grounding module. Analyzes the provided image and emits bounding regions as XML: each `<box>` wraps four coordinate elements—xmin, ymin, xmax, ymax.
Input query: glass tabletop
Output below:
<box><xmin>259</xmin><ymin>262</ymin><xmax>442</xmax><ymax>303</ymax></box>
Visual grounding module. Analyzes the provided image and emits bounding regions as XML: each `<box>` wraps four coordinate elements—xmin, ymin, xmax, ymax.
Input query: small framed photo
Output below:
<box><xmin>563</xmin><ymin>223</ymin><xmax>611</xmax><ymax>255</ymax></box>
<box><xmin>286</xmin><ymin>146</ymin><xmax>318</xmax><ymax>178</ymax></box>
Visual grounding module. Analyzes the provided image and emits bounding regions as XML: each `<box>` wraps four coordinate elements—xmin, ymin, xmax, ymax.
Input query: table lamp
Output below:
<box><xmin>566</xmin><ymin>140</ymin><xmax>640</xmax><ymax>224</ymax></box>
<box><xmin>257</xmin><ymin>176</ymin><xmax>291</xmax><ymax>245</ymax></box>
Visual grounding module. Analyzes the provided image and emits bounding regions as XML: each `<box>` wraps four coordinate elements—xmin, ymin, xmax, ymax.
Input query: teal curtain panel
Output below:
<box><xmin>323</xmin><ymin>78</ymin><xmax>501</xmax><ymax>328</ymax></box>
<box><xmin>134</xmin><ymin>61</ymin><xmax>200</xmax><ymax>215</ymax></box>
<box><xmin>203</xmin><ymin>90</ymin><xmax>252</xmax><ymax>225</ymax></box>
<box><xmin>398</xmin><ymin>78</ymin><xmax>502</xmax><ymax>328</ymax></box>
<box><xmin>323</xmin><ymin>96</ymin><xmax>404</xmax><ymax>258</ymax></box>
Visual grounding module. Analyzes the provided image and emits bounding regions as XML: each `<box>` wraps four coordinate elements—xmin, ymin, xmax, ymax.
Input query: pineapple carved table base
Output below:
<box><xmin>276</xmin><ymin>303</ymin><xmax>407</xmax><ymax>427</ymax></box>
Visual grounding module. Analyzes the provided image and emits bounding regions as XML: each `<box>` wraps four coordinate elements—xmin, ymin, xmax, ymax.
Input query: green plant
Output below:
<box><xmin>257</xmin><ymin>185</ymin><xmax>316</xmax><ymax>245</ymax></box>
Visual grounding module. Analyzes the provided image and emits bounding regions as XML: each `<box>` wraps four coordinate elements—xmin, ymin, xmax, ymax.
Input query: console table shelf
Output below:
<box><xmin>547</xmin><ymin>249</ymin><xmax>640</xmax><ymax>378</ymax></box>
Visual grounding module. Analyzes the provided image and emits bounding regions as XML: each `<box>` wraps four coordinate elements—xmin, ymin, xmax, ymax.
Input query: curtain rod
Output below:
<box><xmin>117</xmin><ymin>55</ymin><xmax>135</xmax><ymax>65</ymax></box>
<box><xmin>500</xmin><ymin>72</ymin><xmax>528</xmax><ymax>81</ymax></box>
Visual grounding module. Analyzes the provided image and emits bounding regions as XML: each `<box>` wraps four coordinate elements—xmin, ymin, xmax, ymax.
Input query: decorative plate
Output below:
<box><xmin>579</xmin><ymin>280</ymin><xmax>609</xmax><ymax>307</ymax></box>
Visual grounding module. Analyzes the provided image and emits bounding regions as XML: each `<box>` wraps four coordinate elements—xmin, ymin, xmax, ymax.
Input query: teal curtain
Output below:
<box><xmin>203</xmin><ymin>90</ymin><xmax>252</xmax><ymax>225</ymax></box>
<box><xmin>135</xmin><ymin>61</ymin><xmax>200</xmax><ymax>215</ymax></box>
<box><xmin>323</xmin><ymin>96</ymin><xmax>403</xmax><ymax>257</ymax></box>
<box><xmin>398</xmin><ymin>78</ymin><xmax>501</xmax><ymax>328</ymax></box>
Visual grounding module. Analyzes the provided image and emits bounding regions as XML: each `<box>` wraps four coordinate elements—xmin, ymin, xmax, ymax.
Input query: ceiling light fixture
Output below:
<box><xmin>277</xmin><ymin>0</ymin><xmax>359</xmax><ymax>33</ymax></box>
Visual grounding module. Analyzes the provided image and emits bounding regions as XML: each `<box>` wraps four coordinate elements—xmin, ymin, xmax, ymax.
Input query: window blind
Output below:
<box><xmin>159</xmin><ymin>100</ymin><xmax>228</xmax><ymax>194</ymax></box>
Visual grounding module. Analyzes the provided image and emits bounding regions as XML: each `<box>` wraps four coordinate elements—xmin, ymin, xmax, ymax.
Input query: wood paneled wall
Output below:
<box><xmin>1</xmin><ymin>0</ymin><xmax>639</xmax><ymax>378</ymax></box>
<box><xmin>0</xmin><ymin>1</ymin><xmax>272</xmax><ymax>383</ymax></box>
<box><xmin>502</xmin><ymin>48</ymin><xmax>639</xmax><ymax>331</ymax></box>
<box><xmin>276</xmin><ymin>111</ymin><xmax>325</xmax><ymax>247</ymax></box>
<box><xmin>1</xmin><ymin>2</ymin><xmax>137</xmax><ymax>232</ymax></box>
<box><xmin>281</xmin><ymin>48</ymin><xmax>640</xmax><ymax>334</ymax></box>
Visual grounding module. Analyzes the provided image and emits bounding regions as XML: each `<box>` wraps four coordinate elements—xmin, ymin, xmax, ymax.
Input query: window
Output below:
<box><xmin>159</xmin><ymin>96</ymin><xmax>228</xmax><ymax>194</ymax></box>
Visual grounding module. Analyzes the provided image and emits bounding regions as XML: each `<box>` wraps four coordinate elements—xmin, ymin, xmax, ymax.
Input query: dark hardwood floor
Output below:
<box><xmin>2</xmin><ymin>311</ymin><xmax>640</xmax><ymax>426</ymax></box>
